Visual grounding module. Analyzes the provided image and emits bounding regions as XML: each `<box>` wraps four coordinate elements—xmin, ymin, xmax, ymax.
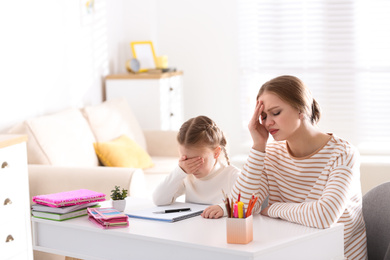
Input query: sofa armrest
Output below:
<box><xmin>28</xmin><ymin>165</ymin><xmax>146</xmax><ymax>203</ymax></box>
<box><xmin>143</xmin><ymin>130</ymin><xmax>180</xmax><ymax>157</ymax></box>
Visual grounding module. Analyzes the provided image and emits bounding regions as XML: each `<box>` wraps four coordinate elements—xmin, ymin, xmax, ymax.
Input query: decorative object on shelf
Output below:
<box><xmin>156</xmin><ymin>55</ymin><xmax>168</xmax><ymax>69</ymax></box>
<box><xmin>84</xmin><ymin>0</ymin><xmax>95</xmax><ymax>14</ymax></box>
<box><xmin>126</xmin><ymin>58</ymin><xmax>140</xmax><ymax>73</ymax></box>
<box><xmin>80</xmin><ymin>0</ymin><xmax>95</xmax><ymax>26</ymax></box>
<box><xmin>111</xmin><ymin>185</ymin><xmax>128</xmax><ymax>212</ymax></box>
<box><xmin>130</xmin><ymin>41</ymin><xmax>157</xmax><ymax>72</ymax></box>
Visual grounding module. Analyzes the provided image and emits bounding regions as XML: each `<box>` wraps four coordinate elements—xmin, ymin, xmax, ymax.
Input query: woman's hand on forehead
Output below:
<box><xmin>248</xmin><ymin>99</ymin><xmax>269</xmax><ymax>152</ymax></box>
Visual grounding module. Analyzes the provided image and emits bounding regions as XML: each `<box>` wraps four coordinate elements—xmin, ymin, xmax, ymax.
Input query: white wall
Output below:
<box><xmin>1</xmin><ymin>0</ymin><xmax>245</xmax><ymax>155</ymax></box>
<box><xmin>110</xmin><ymin>0</ymin><xmax>244</xmax><ymax>155</ymax></box>
<box><xmin>0</xmin><ymin>0</ymin><xmax>109</xmax><ymax>131</ymax></box>
<box><xmin>155</xmin><ymin>0</ymin><xmax>243</xmax><ymax>155</ymax></box>
<box><xmin>106</xmin><ymin>0</ymin><xmax>158</xmax><ymax>75</ymax></box>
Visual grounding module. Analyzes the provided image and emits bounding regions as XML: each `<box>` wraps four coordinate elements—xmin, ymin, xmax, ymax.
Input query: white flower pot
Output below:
<box><xmin>112</xmin><ymin>199</ymin><xmax>126</xmax><ymax>212</ymax></box>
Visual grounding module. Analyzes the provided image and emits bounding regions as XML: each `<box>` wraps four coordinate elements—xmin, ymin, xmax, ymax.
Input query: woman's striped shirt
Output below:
<box><xmin>231</xmin><ymin>134</ymin><xmax>367</xmax><ymax>260</ymax></box>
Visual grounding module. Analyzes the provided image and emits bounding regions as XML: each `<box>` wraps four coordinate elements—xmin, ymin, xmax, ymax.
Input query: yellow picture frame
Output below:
<box><xmin>130</xmin><ymin>41</ymin><xmax>157</xmax><ymax>72</ymax></box>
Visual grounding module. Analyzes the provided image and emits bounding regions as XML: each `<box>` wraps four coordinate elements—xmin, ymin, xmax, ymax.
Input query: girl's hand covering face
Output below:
<box><xmin>248</xmin><ymin>100</ymin><xmax>269</xmax><ymax>152</ymax></box>
<box><xmin>178</xmin><ymin>155</ymin><xmax>204</xmax><ymax>174</ymax></box>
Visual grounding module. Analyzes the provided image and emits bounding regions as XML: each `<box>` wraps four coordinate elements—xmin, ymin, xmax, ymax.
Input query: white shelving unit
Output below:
<box><xmin>105</xmin><ymin>71</ymin><xmax>184</xmax><ymax>131</ymax></box>
<box><xmin>0</xmin><ymin>135</ymin><xmax>33</xmax><ymax>260</ymax></box>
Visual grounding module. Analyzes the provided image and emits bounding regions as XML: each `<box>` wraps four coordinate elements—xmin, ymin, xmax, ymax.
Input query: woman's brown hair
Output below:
<box><xmin>257</xmin><ymin>75</ymin><xmax>321</xmax><ymax>124</ymax></box>
<box><xmin>177</xmin><ymin>115</ymin><xmax>230</xmax><ymax>165</ymax></box>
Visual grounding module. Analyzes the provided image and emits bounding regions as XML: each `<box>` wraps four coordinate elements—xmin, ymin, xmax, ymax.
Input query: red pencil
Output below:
<box><xmin>247</xmin><ymin>200</ymin><xmax>253</xmax><ymax>217</ymax></box>
<box><xmin>247</xmin><ymin>196</ymin><xmax>258</xmax><ymax>217</ymax></box>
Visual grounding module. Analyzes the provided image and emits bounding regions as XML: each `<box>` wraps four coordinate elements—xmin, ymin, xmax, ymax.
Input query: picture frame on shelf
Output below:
<box><xmin>130</xmin><ymin>41</ymin><xmax>157</xmax><ymax>72</ymax></box>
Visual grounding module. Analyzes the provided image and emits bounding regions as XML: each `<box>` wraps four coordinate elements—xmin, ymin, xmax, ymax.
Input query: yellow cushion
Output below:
<box><xmin>93</xmin><ymin>135</ymin><xmax>154</xmax><ymax>169</ymax></box>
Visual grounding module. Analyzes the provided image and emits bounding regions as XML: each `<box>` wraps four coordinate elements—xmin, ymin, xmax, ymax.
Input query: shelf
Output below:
<box><xmin>106</xmin><ymin>71</ymin><xmax>183</xmax><ymax>80</ymax></box>
<box><xmin>0</xmin><ymin>135</ymin><xmax>28</xmax><ymax>149</ymax></box>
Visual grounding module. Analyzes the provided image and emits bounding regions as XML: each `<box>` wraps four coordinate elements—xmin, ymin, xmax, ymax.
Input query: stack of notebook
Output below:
<box><xmin>31</xmin><ymin>189</ymin><xmax>106</xmax><ymax>221</ymax></box>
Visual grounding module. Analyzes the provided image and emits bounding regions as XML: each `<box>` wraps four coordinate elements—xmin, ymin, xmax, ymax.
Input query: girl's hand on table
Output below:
<box><xmin>201</xmin><ymin>205</ymin><xmax>224</xmax><ymax>219</ymax></box>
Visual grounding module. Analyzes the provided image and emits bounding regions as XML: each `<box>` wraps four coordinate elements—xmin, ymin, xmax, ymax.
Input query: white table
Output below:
<box><xmin>32</xmin><ymin>198</ymin><xmax>344</xmax><ymax>260</ymax></box>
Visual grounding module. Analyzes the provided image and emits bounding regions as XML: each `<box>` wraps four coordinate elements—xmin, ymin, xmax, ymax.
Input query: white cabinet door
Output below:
<box><xmin>106</xmin><ymin>73</ymin><xmax>184</xmax><ymax>131</ymax></box>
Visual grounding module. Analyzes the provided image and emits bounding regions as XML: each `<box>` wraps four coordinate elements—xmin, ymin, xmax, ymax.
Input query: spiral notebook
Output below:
<box><xmin>88</xmin><ymin>207</ymin><xmax>129</xmax><ymax>229</ymax></box>
<box><xmin>126</xmin><ymin>202</ymin><xmax>209</xmax><ymax>222</ymax></box>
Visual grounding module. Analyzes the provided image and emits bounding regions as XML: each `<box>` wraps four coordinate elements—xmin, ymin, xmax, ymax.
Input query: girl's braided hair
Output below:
<box><xmin>177</xmin><ymin>115</ymin><xmax>230</xmax><ymax>165</ymax></box>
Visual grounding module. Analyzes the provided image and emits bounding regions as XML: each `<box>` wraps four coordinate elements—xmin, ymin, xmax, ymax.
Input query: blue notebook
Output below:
<box><xmin>126</xmin><ymin>202</ymin><xmax>209</xmax><ymax>222</ymax></box>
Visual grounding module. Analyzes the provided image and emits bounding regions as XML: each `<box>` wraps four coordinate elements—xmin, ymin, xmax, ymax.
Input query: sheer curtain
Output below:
<box><xmin>238</xmin><ymin>0</ymin><xmax>390</xmax><ymax>155</ymax></box>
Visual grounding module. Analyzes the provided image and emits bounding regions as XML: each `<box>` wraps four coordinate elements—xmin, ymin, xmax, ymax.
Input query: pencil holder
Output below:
<box><xmin>226</xmin><ymin>215</ymin><xmax>253</xmax><ymax>244</ymax></box>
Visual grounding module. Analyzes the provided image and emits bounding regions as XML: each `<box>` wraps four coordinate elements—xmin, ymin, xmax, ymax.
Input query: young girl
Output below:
<box><xmin>207</xmin><ymin>75</ymin><xmax>367</xmax><ymax>260</ymax></box>
<box><xmin>152</xmin><ymin>115</ymin><xmax>241</xmax><ymax>219</ymax></box>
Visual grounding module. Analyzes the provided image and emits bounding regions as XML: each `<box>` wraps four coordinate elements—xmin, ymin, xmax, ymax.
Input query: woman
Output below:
<box><xmin>204</xmin><ymin>75</ymin><xmax>367</xmax><ymax>259</ymax></box>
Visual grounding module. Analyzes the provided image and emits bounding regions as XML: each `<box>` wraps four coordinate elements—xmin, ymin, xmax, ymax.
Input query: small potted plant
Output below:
<box><xmin>110</xmin><ymin>185</ymin><xmax>128</xmax><ymax>212</ymax></box>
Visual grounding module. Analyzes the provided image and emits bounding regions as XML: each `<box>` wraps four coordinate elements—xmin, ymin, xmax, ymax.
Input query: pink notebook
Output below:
<box><xmin>32</xmin><ymin>189</ymin><xmax>106</xmax><ymax>208</ymax></box>
<box><xmin>87</xmin><ymin>207</ymin><xmax>129</xmax><ymax>229</ymax></box>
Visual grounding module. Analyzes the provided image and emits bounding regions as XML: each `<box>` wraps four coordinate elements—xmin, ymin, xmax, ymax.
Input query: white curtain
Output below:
<box><xmin>238</xmin><ymin>0</ymin><xmax>390</xmax><ymax>155</ymax></box>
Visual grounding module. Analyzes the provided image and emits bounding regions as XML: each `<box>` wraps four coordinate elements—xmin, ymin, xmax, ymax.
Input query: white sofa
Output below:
<box><xmin>9</xmin><ymin>98</ymin><xmax>179</xmax><ymax>202</ymax></box>
<box><xmin>8</xmin><ymin>98</ymin><xmax>180</xmax><ymax>260</ymax></box>
<box><xmin>360</xmin><ymin>156</ymin><xmax>390</xmax><ymax>195</ymax></box>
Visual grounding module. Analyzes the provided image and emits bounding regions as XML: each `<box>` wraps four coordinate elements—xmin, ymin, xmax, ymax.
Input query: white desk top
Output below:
<box><xmin>32</xmin><ymin>197</ymin><xmax>345</xmax><ymax>260</ymax></box>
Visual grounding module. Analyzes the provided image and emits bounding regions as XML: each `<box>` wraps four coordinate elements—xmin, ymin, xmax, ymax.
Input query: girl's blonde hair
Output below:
<box><xmin>177</xmin><ymin>115</ymin><xmax>230</xmax><ymax>165</ymax></box>
<box><xmin>257</xmin><ymin>75</ymin><xmax>321</xmax><ymax>125</ymax></box>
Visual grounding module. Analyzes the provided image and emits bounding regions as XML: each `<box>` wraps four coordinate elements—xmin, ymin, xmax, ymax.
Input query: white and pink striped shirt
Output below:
<box><xmin>232</xmin><ymin>134</ymin><xmax>367</xmax><ymax>260</ymax></box>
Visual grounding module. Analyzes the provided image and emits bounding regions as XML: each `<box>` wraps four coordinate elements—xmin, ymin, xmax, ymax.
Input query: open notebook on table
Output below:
<box><xmin>126</xmin><ymin>202</ymin><xmax>210</xmax><ymax>222</ymax></box>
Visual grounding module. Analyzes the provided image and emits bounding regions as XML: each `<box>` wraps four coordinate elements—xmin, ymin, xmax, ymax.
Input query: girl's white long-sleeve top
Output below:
<box><xmin>152</xmin><ymin>160</ymin><xmax>241</xmax><ymax>215</ymax></box>
<box><xmin>231</xmin><ymin>134</ymin><xmax>367</xmax><ymax>260</ymax></box>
